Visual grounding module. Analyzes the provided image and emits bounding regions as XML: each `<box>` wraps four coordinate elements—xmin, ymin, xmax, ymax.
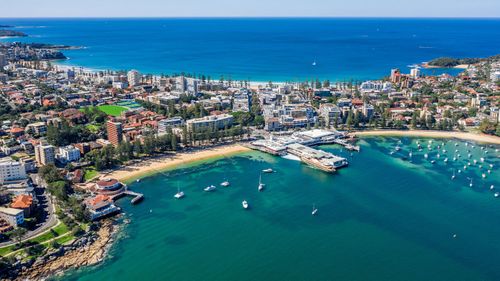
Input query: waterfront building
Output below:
<box><xmin>0</xmin><ymin>159</ymin><xmax>27</xmax><ymax>184</ymax></box>
<box><xmin>0</xmin><ymin>207</ymin><xmax>24</xmax><ymax>227</ymax></box>
<box><xmin>57</xmin><ymin>145</ymin><xmax>81</xmax><ymax>163</ymax></box>
<box><xmin>85</xmin><ymin>194</ymin><xmax>120</xmax><ymax>221</ymax></box>
<box><xmin>390</xmin><ymin>68</ymin><xmax>401</xmax><ymax>83</ymax></box>
<box><xmin>158</xmin><ymin>117</ymin><xmax>184</xmax><ymax>133</ymax></box>
<box><xmin>34</xmin><ymin>143</ymin><xmax>55</xmax><ymax>166</ymax></box>
<box><xmin>410</xmin><ymin>68</ymin><xmax>421</xmax><ymax>78</ymax></box>
<box><xmin>95</xmin><ymin>178</ymin><xmax>124</xmax><ymax>195</ymax></box>
<box><xmin>107</xmin><ymin>121</ymin><xmax>123</xmax><ymax>146</ymax></box>
<box><xmin>186</xmin><ymin>114</ymin><xmax>234</xmax><ymax>132</ymax></box>
<box><xmin>127</xmin><ymin>70</ymin><xmax>141</xmax><ymax>87</ymax></box>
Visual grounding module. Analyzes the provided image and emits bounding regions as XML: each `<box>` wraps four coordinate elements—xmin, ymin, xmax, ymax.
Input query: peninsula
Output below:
<box><xmin>0</xmin><ymin>30</ymin><xmax>27</xmax><ymax>38</ymax></box>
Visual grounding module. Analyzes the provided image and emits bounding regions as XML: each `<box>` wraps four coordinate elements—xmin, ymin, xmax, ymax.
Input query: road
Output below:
<box><xmin>0</xmin><ymin>174</ymin><xmax>57</xmax><ymax>248</ymax></box>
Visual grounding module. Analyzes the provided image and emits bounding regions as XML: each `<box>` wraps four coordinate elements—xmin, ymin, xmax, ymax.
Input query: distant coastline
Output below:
<box><xmin>0</xmin><ymin>29</ymin><xmax>27</xmax><ymax>38</ymax></box>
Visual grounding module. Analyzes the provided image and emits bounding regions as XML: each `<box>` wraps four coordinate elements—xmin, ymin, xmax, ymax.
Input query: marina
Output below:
<box><xmin>250</xmin><ymin>129</ymin><xmax>351</xmax><ymax>173</ymax></box>
<box><xmin>67</xmin><ymin>137</ymin><xmax>500</xmax><ymax>281</ymax></box>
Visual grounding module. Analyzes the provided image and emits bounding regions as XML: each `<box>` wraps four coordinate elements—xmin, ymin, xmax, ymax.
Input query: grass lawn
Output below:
<box><xmin>0</xmin><ymin>222</ymin><xmax>73</xmax><ymax>257</ymax></box>
<box><xmin>84</xmin><ymin>168</ymin><xmax>99</xmax><ymax>181</ymax></box>
<box><xmin>86</xmin><ymin>123</ymin><xmax>101</xmax><ymax>133</ymax></box>
<box><xmin>97</xmin><ymin>105</ymin><xmax>128</xmax><ymax>117</ymax></box>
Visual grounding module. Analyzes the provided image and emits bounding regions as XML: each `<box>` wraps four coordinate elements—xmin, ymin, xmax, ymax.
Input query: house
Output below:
<box><xmin>85</xmin><ymin>194</ymin><xmax>120</xmax><ymax>221</ymax></box>
<box><xmin>0</xmin><ymin>207</ymin><xmax>24</xmax><ymax>227</ymax></box>
<box><xmin>11</xmin><ymin>194</ymin><xmax>34</xmax><ymax>217</ymax></box>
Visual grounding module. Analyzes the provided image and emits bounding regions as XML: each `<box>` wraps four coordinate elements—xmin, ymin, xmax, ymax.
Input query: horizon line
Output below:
<box><xmin>1</xmin><ymin>16</ymin><xmax>500</xmax><ymax>19</ymax></box>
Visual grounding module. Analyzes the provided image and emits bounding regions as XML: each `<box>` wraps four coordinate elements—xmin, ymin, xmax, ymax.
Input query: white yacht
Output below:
<box><xmin>242</xmin><ymin>200</ymin><xmax>249</xmax><ymax>209</ymax></box>
<box><xmin>312</xmin><ymin>204</ymin><xmax>318</xmax><ymax>216</ymax></box>
<box><xmin>469</xmin><ymin>178</ymin><xmax>473</xmax><ymax>188</ymax></box>
<box><xmin>204</xmin><ymin>185</ymin><xmax>216</xmax><ymax>192</ymax></box>
<box><xmin>482</xmin><ymin>173</ymin><xmax>486</xmax><ymax>179</ymax></box>
<box><xmin>495</xmin><ymin>193</ymin><xmax>499</xmax><ymax>198</ymax></box>
<box><xmin>451</xmin><ymin>170</ymin><xmax>456</xmax><ymax>180</ymax></box>
<box><xmin>258</xmin><ymin>174</ymin><xmax>265</xmax><ymax>191</ymax></box>
<box><xmin>174</xmin><ymin>187</ymin><xmax>185</xmax><ymax>199</ymax></box>
<box><xmin>262</xmin><ymin>168</ymin><xmax>273</xmax><ymax>173</ymax></box>
<box><xmin>220</xmin><ymin>180</ymin><xmax>230</xmax><ymax>187</ymax></box>
<box><xmin>424</xmin><ymin>153</ymin><xmax>428</xmax><ymax>159</ymax></box>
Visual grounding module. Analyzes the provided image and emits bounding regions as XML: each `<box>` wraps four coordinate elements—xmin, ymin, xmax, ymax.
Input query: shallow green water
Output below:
<box><xmin>59</xmin><ymin>137</ymin><xmax>500</xmax><ymax>281</ymax></box>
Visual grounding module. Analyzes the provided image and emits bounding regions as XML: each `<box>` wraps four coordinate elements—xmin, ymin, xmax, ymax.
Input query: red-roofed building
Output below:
<box><xmin>11</xmin><ymin>194</ymin><xmax>34</xmax><ymax>217</ymax></box>
<box><xmin>84</xmin><ymin>194</ymin><xmax>120</xmax><ymax>220</ymax></box>
<box><xmin>95</xmin><ymin>178</ymin><xmax>124</xmax><ymax>195</ymax></box>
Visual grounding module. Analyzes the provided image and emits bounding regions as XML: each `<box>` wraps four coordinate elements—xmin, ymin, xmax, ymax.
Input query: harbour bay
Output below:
<box><xmin>57</xmin><ymin>137</ymin><xmax>500</xmax><ymax>281</ymax></box>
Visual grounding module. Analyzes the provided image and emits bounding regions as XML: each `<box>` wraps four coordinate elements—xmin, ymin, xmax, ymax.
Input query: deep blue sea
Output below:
<box><xmin>1</xmin><ymin>18</ymin><xmax>500</xmax><ymax>81</ymax></box>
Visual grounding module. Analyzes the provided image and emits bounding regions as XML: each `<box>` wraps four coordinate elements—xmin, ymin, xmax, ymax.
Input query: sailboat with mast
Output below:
<box><xmin>258</xmin><ymin>173</ymin><xmax>265</xmax><ymax>192</ymax></box>
<box><xmin>174</xmin><ymin>183</ymin><xmax>184</xmax><ymax>199</ymax></box>
<box><xmin>312</xmin><ymin>204</ymin><xmax>318</xmax><ymax>216</ymax></box>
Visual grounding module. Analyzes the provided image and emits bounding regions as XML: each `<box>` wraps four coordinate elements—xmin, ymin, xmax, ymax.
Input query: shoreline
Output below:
<box><xmin>421</xmin><ymin>63</ymin><xmax>469</xmax><ymax>69</ymax></box>
<box><xmin>102</xmin><ymin>144</ymin><xmax>252</xmax><ymax>183</ymax></box>
<box><xmin>8</xmin><ymin>219</ymin><xmax>119</xmax><ymax>281</ymax></box>
<box><xmin>350</xmin><ymin>130</ymin><xmax>500</xmax><ymax>145</ymax></box>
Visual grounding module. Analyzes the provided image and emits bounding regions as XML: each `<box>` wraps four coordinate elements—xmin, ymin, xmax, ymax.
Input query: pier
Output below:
<box><xmin>332</xmin><ymin>139</ymin><xmax>360</xmax><ymax>151</ymax></box>
<box><xmin>250</xmin><ymin>129</ymin><xmax>352</xmax><ymax>172</ymax></box>
<box><xmin>110</xmin><ymin>184</ymin><xmax>144</xmax><ymax>204</ymax></box>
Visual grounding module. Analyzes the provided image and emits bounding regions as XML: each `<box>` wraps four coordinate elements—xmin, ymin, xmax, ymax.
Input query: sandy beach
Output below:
<box><xmin>351</xmin><ymin>130</ymin><xmax>500</xmax><ymax>145</ymax></box>
<box><xmin>421</xmin><ymin>63</ymin><xmax>469</xmax><ymax>69</ymax></box>
<box><xmin>103</xmin><ymin>144</ymin><xmax>251</xmax><ymax>183</ymax></box>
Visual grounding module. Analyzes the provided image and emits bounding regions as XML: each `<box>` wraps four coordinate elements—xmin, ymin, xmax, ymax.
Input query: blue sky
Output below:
<box><xmin>2</xmin><ymin>0</ymin><xmax>500</xmax><ymax>18</ymax></box>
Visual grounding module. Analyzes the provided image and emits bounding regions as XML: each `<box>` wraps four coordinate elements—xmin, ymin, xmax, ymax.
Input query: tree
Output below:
<box><xmin>346</xmin><ymin>111</ymin><xmax>354</xmax><ymax>129</ymax></box>
<box><xmin>411</xmin><ymin>111</ymin><xmax>419</xmax><ymax>129</ymax></box>
<box><xmin>171</xmin><ymin>134</ymin><xmax>178</xmax><ymax>151</ymax></box>
<box><xmin>47</xmin><ymin>181</ymin><xmax>69</xmax><ymax>201</ymax></box>
<box><xmin>39</xmin><ymin>164</ymin><xmax>62</xmax><ymax>183</ymax></box>
<box><xmin>11</xmin><ymin>227</ymin><xmax>27</xmax><ymax>244</ymax></box>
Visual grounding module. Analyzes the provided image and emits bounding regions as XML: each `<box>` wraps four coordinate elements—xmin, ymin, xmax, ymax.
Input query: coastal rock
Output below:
<box><xmin>8</xmin><ymin>220</ymin><xmax>118</xmax><ymax>281</ymax></box>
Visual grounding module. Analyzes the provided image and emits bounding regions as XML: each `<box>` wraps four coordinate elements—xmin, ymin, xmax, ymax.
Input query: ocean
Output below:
<box><xmin>1</xmin><ymin>18</ymin><xmax>500</xmax><ymax>81</ymax></box>
<box><xmin>56</xmin><ymin>137</ymin><xmax>500</xmax><ymax>281</ymax></box>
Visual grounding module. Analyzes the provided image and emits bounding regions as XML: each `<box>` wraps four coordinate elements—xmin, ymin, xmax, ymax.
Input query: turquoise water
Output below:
<box><xmin>2</xmin><ymin>18</ymin><xmax>500</xmax><ymax>81</ymax></box>
<box><xmin>57</xmin><ymin>137</ymin><xmax>500</xmax><ymax>281</ymax></box>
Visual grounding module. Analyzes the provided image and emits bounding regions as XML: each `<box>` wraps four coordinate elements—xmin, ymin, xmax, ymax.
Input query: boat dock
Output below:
<box><xmin>287</xmin><ymin>143</ymin><xmax>348</xmax><ymax>172</ymax></box>
<box><xmin>333</xmin><ymin>139</ymin><xmax>360</xmax><ymax>151</ymax></box>
<box><xmin>110</xmin><ymin>185</ymin><xmax>144</xmax><ymax>204</ymax></box>
<box><xmin>249</xmin><ymin>129</ymin><xmax>351</xmax><ymax>173</ymax></box>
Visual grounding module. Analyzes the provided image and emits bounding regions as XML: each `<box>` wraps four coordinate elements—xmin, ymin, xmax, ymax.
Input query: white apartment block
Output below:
<box><xmin>0</xmin><ymin>159</ymin><xmax>27</xmax><ymax>184</ymax></box>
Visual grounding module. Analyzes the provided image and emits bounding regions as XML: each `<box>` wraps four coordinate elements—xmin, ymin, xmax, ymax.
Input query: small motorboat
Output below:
<box><xmin>174</xmin><ymin>188</ymin><xmax>185</xmax><ymax>199</ymax></box>
<box><xmin>204</xmin><ymin>185</ymin><xmax>216</xmax><ymax>192</ymax></box>
<box><xmin>220</xmin><ymin>180</ymin><xmax>230</xmax><ymax>187</ymax></box>
<box><xmin>262</xmin><ymin>168</ymin><xmax>274</xmax><ymax>173</ymax></box>
<box><xmin>242</xmin><ymin>200</ymin><xmax>249</xmax><ymax>209</ymax></box>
